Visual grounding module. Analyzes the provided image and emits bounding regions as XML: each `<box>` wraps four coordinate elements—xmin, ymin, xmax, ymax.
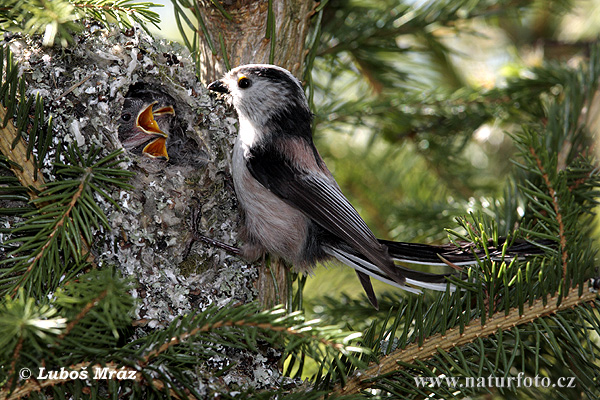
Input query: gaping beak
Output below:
<box><xmin>207</xmin><ymin>80</ymin><xmax>229</xmax><ymax>94</ymax></box>
<box><xmin>153</xmin><ymin>105</ymin><xmax>175</xmax><ymax>118</ymax></box>
<box><xmin>143</xmin><ymin>137</ymin><xmax>169</xmax><ymax>160</ymax></box>
<box><xmin>137</xmin><ymin>101</ymin><xmax>168</xmax><ymax>137</ymax></box>
<box><xmin>137</xmin><ymin>102</ymin><xmax>174</xmax><ymax>160</ymax></box>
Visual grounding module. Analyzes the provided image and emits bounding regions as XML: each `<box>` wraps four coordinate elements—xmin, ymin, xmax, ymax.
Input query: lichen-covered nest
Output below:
<box><xmin>5</xmin><ymin>23</ymin><xmax>285</xmax><ymax>393</ymax></box>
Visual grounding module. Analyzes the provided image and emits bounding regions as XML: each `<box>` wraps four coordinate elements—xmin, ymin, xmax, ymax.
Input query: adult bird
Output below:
<box><xmin>207</xmin><ymin>64</ymin><xmax>545</xmax><ymax>308</ymax></box>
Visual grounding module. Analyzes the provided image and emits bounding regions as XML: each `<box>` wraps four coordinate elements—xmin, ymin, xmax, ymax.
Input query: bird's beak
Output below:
<box><xmin>153</xmin><ymin>105</ymin><xmax>175</xmax><ymax>117</ymax></box>
<box><xmin>135</xmin><ymin>101</ymin><xmax>167</xmax><ymax>137</ymax></box>
<box><xmin>207</xmin><ymin>80</ymin><xmax>229</xmax><ymax>94</ymax></box>
<box><xmin>138</xmin><ymin>102</ymin><xmax>173</xmax><ymax>160</ymax></box>
<box><xmin>137</xmin><ymin>101</ymin><xmax>168</xmax><ymax>137</ymax></box>
<box><xmin>143</xmin><ymin>137</ymin><xmax>169</xmax><ymax>160</ymax></box>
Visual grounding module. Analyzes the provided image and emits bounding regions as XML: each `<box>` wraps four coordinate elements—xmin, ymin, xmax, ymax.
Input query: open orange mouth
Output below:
<box><xmin>137</xmin><ymin>102</ymin><xmax>175</xmax><ymax>160</ymax></box>
<box><xmin>137</xmin><ymin>101</ymin><xmax>168</xmax><ymax>136</ymax></box>
<box><xmin>142</xmin><ymin>137</ymin><xmax>169</xmax><ymax>160</ymax></box>
<box><xmin>153</xmin><ymin>105</ymin><xmax>175</xmax><ymax>117</ymax></box>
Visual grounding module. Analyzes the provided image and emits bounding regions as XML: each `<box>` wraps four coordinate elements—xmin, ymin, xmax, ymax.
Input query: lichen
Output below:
<box><xmin>6</xmin><ymin>23</ymin><xmax>285</xmax><ymax>393</ymax></box>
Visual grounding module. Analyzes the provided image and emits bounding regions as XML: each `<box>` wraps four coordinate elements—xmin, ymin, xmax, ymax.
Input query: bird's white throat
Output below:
<box><xmin>237</xmin><ymin>114</ymin><xmax>263</xmax><ymax>157</ymax></box>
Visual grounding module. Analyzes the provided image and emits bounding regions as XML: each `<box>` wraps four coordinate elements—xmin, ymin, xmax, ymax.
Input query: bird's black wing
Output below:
<box><xmin>246</xmin><ymin>140</ymin><xmax>406</xmax><ymax>286</ymax></box>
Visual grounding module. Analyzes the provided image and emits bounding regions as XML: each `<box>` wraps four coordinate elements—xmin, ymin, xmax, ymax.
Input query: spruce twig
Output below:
<box><xmin>56</xmin><ymin>289</ymin><xmax>109</xmax><ymax>341</ymax></box>
<box><xmin>335</xmin><ymin>286</ymin><xmax>599</xmax><ymax>395</ymax></box>
<box><xmin>528</xmin><ymin>146</ymin><xmax>569</xmax><ymax>283</ymax></box>
<box><xmin>10</xmin><ymin>168</ymin><xmax>91</xmax><ymax>296</ymax></box>
<box><xmin>1</xmin><ymin>362</ymin><xmax>147</xmax><ymax>400</ymax></box>
<box><xmin>0</xmin><ymin>0</ymin><xmax>162</xmax><ymax>46</ymax></box>
<box><xmin>141</xmin><ymin>317</ymin><xmax>346</xmax><ymax>367</ymax></box>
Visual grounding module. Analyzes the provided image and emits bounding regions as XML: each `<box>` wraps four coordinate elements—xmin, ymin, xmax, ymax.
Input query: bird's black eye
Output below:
<box><xmin>121</xmin><ymin>113</ymin><xmax>132</xmax><ymax>122</ymax></box>
<box><xmin>237</xmin><ymin>76</ymin><xmax>251</xmax><ymax>89</ymax></box>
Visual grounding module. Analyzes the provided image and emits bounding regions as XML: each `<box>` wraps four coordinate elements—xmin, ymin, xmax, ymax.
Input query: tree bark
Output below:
<box><xmin>197</xmin><ymin>0</ymin><xmax>315</xmax><ymax>83</ymax></box>
<box><xmin>197</xmin><ymin>0</ymin><xmax>316</xmax><ymax>308</ymax></box>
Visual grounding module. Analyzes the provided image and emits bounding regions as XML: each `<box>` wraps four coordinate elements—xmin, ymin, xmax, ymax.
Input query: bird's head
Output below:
<box><xmin>118</xmin><ymin>92</ymin><xmax>175</xmax><ymax>160</ymax></box>
<box><xmin>208</xmin><ymin>64</ymin><xmax>311</xmax><ymax>128</ymax></box>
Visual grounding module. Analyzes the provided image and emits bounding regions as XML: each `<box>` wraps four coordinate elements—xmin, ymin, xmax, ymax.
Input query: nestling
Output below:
<box><xmin>118</xmin><ymin>85</ymin><xmax>176</xmax><ymax>160</ymax></box>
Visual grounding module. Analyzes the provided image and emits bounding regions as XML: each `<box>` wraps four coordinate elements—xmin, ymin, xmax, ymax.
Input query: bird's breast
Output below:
<box><xmin>232</xmin><ymin>138</ymin><xmax>310</xmax><ymax>268</ymax></box>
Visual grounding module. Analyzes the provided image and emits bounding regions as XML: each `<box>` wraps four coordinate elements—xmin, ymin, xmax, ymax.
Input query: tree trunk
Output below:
<box><xmin>197</xmin><ymin>0</ymin><xmax>316</xmax><ymax>308</ymax></box>
<box><xmin>197</xmin><ymin>0</ymin><xmax>315</xmax><ymax>83</ymax></box>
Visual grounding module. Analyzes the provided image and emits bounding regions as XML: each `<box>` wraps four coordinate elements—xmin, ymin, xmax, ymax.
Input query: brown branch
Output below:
<box><xmin>2</xmin><ymin>292</ymin><xmax>197</xmax><ymax>400</ymax></box>
<box><xmin>5</xmin><ymin>336</ymin><xmax>24</xmax><ymax>389</ymax></box>
<box><xmin>0</xmin><ymin>105</ymin><xmax>45</xmax><ymax>199</ymax></box>
<box><xmin>56</xmin><ymin>289</ymin><xmax>109</xmax><ymax>341</ymax></box>
<box><xmin>0</xmin><ymin>313</ymin><xmax>349</xmax><ymax>399</ymax></box>
<box><xmin>528</xmin><ymin>146</ymin><xmax>569</xmax><ymax>285</ymax></box>
<box><xmin>569</xmin><ymin>175</ymin><xmax>590</xmax><ymax>191</ymax></box>
<box><xmin>1</xmin><ymin>99</ymin><xmax>97</xmax><ymax>293</ymax></box>
<box><xmin>334</xmin><ymin>287</ymin><xmax>599</xmax><ymax>395</ymax></box>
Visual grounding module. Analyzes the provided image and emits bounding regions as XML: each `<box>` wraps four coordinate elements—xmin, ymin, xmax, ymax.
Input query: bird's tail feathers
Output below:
<box><xmin>324</xmin><ymin>247</ymin><xmax>453</xmax><ymax>294</ymax></box>
<box><xmin>324</xmin><ymin>238</ymin><xmax>549</xmax><ymax>303</ymax></box>
<box><xmin>381</xmin><ymin>238</ymin><xmax>549</xmax><ymax>267</ymax></box>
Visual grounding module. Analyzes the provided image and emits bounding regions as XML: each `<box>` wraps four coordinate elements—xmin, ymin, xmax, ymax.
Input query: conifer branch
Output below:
<box><xmin>528</xmin><ymin>146</ymin><xmax>569</xmax><ymax>282</ymax></box>
<box><xmin>72</xmin><ymin>1</ymin><xmax>151</xmax><ymax>13</ymax></box>
<box><xmin>335</xmin><ymin>286</ymin><xmax>598</xmax><ymax>395</ymax></box>
<box><xmin>1</xmin><ymin>362</ymin><xmax>142</xmax><ymax>400</ymax></box>
<box><xmin>1</xmin><ymin>361</ymin><xmax>194</xmax><ymax>400</ymax></box>
<box><xmin>0</xmin><ymin>146</ymin><xmax>133</xmax><ymax>296</ymax></box>
<box><xmin>56</xmin><ymin>289</ymin><xmax>109</xmax><ymax>341</ymax></box>
<box><xmin>3</xmin><ymin>359</ymin><xmax>194</xmax><ymax>400</ymax></box>
<box><xmin>1</xmin><ymin>297</ymin><xmax>362</xmax><ymax>399</ymax></box>
<box><xmin>0</xmin><ymin>0</ymin><xmax>162</xmax><ymax>47</ymax></box>
<box><xmin>5</xmin><ymin>336</ymin><xmax>24</xmax><ymax>390</ymax></box>
<box><xmin>0</xmin><ymin>44</ymin><xmax>100</xmax><ymax>284</ymax></box>
<box><xmin>141</xmin><ymin>316</ymin><xmax>346</xmax><ymax>366</ymax></box>
<box><xmin>10</xmin><ymin>168</ymin><xmax>91</xmax><ymax>297</ymax></box>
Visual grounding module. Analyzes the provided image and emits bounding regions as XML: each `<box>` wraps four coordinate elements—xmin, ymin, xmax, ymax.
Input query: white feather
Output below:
<box><xmin>325</xmin><ymin>247</ymin><xmax>456</xmax><ymax>293</ymax></box>
<box><xmin>390</xmin><ymin>256</ymin><xmax>478</xmax><ymax>267</ymax></box>
<box><xmin>324</xmin><ymin>247</ymin><xmax>423</xmax><ymax>294</ymax></box>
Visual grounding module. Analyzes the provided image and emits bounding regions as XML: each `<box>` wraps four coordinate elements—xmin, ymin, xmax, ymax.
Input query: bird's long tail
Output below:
<box><xmin>380</xmin><ymin>238</ymin><xmax>549</xmax><ymax>267</ymax></box>
<box><xmin>326</xmin><ymin>238</ymin><xmax>549</xmax><ymax>295</ymax></box>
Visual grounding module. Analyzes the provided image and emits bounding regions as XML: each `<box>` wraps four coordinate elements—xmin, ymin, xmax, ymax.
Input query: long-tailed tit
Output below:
<box><xmin>207</xmin><ymin>64</ymin><xmax>544</xmax><ymax>308</ymax></box>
